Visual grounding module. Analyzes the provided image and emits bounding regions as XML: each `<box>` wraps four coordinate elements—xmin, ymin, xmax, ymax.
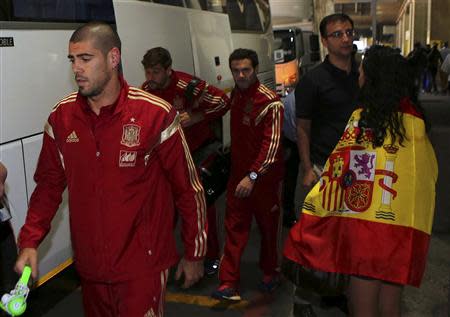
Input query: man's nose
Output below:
<box><xmin>72</xmin><ymin>60</ymin><xmax>83</xmax><ymax>74</ymax></box>
<box><xmin>341</xmin><ymin>33</ymin><xmax>352</xmax><ymax>41</ymax></box>
<box><xmin>146</xmin><ymin>72</ymin><xmax>154</xmax><ymax>81</ymax></box>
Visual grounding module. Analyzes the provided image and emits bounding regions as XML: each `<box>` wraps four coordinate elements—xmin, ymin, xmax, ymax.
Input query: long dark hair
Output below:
<box><xmin>357</xmin><ymin>45</ymin><xmax>426</xmax><ymax>147</ymax></box>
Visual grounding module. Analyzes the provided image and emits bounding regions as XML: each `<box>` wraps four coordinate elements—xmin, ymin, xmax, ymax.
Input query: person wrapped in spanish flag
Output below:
<box><xmin>283</xmin><ymin>45</ymin><xmax>438</xmax><ymax>316</ymax></box>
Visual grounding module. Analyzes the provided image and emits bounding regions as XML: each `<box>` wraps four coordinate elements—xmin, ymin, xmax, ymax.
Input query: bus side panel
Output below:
<box><xmin>113</xmin><ymin>1</ymin><xmax>195</xmax><ymax>88</ymax></box>
<box><xmin>0</xmin><ymin>136</ymin><xmax>73</xmax><ymax>282</ymax></box>
<box><xmin>187</xmin><ymin>10</ymin><xmax>234</xmax><ymax>146</ymax></box>
<box><xmin>22</xmin><ymin>135</ymin><xmax>72</xmax><ymax>279</ymax></box>
<box><xmin>0</xmin><ymin>26</ymin><xmax>75</xmax><ymax>283</ymax></box>
<box><xmin>0</xmin><ymin>29</ymin><xmax>76</xmax><ymax>144</ymax></box>
<box><xmin>231</xmin><ymin>31</ymin><xmax>276</xmax><ymax>89</ymax></box>
<box><xmin>0</xmin><ymin>142</ymin><xmax>28</xmax><ymax>239</ymax></box>
<box><xmin>187</xmin><ymin>10</ymin><xmax>234</xmax><ymax>90</ymax></box>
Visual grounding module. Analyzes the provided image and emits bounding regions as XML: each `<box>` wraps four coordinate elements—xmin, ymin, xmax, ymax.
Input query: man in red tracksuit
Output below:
<box><xmin>141</xmin><ymin>47</ymin><xmax>229</xmax><ymax>276</ymax></box>
<box><xmin>212</xmin><ymin>48</ymin><xmax>284</xmax><ymax>301</ymax></box>
<box><xmin>14</xmin><ymin>22</ymin><xmax>206</xmax><ymax>317</ymax></box>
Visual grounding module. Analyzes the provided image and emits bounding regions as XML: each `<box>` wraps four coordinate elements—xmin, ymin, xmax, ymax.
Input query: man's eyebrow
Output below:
<box><xmin>67</xmin><ymin>53</ymin><xmax>95</xmax><ymax>59</ymax></box>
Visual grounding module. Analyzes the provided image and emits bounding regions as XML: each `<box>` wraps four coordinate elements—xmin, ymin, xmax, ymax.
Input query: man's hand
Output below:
<box><xmin>302</xmin><ymin>168</ymin><xmax>318</xmax><ymax>189</ymax></box>
<box><xmin>15</xmin><ymin>248</ymin><xmax>38</xmax><ymax>280</ymax></box>
<box><xmin>175</xmin><ymin>257</ymin><xmax>204</xmax><ymax>289</ymax></box>
<box><xmin>234</xmin><ymin>176</ymin><xmax>255</xmax><ymax>198</ymax></box>
<box><xmin>179</xmin><ymin>111</ymin><xmax>204</xmax><ymax>128</ymax></box>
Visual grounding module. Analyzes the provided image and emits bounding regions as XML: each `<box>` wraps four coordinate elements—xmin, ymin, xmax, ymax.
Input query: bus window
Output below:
<box><xmin>274</xmin><ymin>28</ymin><xmax>304</xmax><ymax>95</ymax></box>
<box><xmin>1</xmin><ymin>0</ymin><xmax>115</xmax><ymax>23</ymax></box>
<box><xmin>274</xmin><ymin>29</ymin><xmax>298</xmax><ymax>63</ymax></box>
<box><xmin>205</xmin><ymin>0</ymin><xmax>270</xmax><ymax>32</ymax></box>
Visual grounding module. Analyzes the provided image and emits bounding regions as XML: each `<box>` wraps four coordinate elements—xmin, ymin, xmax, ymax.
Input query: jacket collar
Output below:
<box><xmin>323</xmin><ymin>55</ymin><xmax>359</xmax><ymax>77</ymax></box>
<box><xmin>77</xmin><ymin>75</ymin><xmax>129</xmax><ymax>118</ymax></box>
<box><xmin>234</xmin><ymin>79</ymin><xmax>260</xmax><ymax>98</ymax></box>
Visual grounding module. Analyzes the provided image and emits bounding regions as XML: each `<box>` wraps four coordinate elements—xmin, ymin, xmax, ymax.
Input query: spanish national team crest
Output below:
<box><xmin>121</xmin><ymin>124</ymin><xmax>141</xmax><ymax>147</ymax></box>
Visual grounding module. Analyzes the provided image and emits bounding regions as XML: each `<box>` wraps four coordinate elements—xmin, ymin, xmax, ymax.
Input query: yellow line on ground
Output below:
<box><xmin>36</xmin><ymin>258</ymin><xmax>73</xmax><ymax>287</ymax></box>
<box><xmin>166</xmin><ymin>292</ymin><xmax>249</xmax><ymax>310</ymax></box>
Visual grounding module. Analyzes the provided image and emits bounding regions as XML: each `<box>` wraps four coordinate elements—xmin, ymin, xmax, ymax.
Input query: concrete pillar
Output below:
<box><xmin>397</xmin><ymin>0</ymin><xmax>450</xmax><ymax>49</ymax></box>
<box><xmin>413</xmin><ymin>0</ymin><xmax>428</xmax><ymax>46</ymax></box>
<box><xmin>312</xmin><ymin>0</ymin><xmax>334</xmax><ymax>58</ymax></box>
<box><xmin>371</xmin><ymin>0</ymin><xmax>377</xmax><ymax>43</ymax></box>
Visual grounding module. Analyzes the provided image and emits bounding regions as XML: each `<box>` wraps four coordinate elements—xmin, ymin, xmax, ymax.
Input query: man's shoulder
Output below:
<box><xmin>302</xmin><ymin>62</ymin><xmax>330</xmax><ymax>81</ymax></box>
<box><xmin>255</xmin><ymin>83</ymin><xmax>280</xmax><ymax>104</ymax></box>
<box><xmin>174</xmin><ymin>70</ymin><xmax>194</xmax><ymax>81</ymax></box>
<box><xmin>174</xmin><ymin>70</ymin><xmax>205</xmax><ymax>92</ymax></box>
<box><xmin>50</xmin><ymin>91</ymin><xmax>79</xmax><ymax>115</ymax></box>
<box><xmin>127</xmin><ymin>86</ymin><xmax>173</xmax><ymax>114</ymax></box>
<box><xmin>175</xmin><ymin>70</ymin><xmax>202</xmax><ymax>85</ymax></box>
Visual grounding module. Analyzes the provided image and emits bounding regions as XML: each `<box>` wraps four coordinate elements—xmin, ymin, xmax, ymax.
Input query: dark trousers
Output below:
<box><xmin>282</xmin><ymin>136</ymin><xmax>300</xmax><ymax>221</ymax></box>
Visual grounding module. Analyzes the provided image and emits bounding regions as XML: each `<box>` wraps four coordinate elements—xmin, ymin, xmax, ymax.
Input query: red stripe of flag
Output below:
<box><xmin>283</xmin><ymin>214</ymin><xmax>430</xmax><ymax>287</ymax></box>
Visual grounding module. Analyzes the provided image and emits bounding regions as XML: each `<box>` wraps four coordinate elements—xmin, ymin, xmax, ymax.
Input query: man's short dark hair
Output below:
<box><xmin>229</xmin><ymin>48</ymin><xmax>259</xmax><ymax>68</ymax></box>
<box><xmin>319</xmin><ymin>13</ymin><xmax>354</xmax><ymax>38</ymax></box>
<box><xmin>70</xmin><ymin>21</ymin><xmax>121</xmax><ymax>55</ymax></box>
<box><xmin>141</xmin><ymin>47</ymin><xmax>172</xmax><ymax>69</ymax></box>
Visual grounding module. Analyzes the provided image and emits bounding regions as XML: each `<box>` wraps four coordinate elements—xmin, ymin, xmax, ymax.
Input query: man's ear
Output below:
<box><xmin>109</xmin><ymin>47</ymin><xmax>121</xmax><ymax>69</ymax></box>
<box><xmin>166</xmin><ymin>66</ymin><xmax>173</xmax><ymax>77</ymax></box>
<box><xmin>320</xmin><ymin>36</ymin><xmax>328</xmax><ymax>50</ymax></box>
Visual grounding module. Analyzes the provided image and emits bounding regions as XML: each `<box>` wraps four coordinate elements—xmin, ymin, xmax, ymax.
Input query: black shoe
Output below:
<box><xmin>293</xmin><ymin>303</ymin><xmax>317</xmax><ymax>317</ymax></box>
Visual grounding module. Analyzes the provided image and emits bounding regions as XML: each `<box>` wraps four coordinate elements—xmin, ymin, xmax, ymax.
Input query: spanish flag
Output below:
<box><xmin>284</xmin><ymin>102</ymin><xmax>438</xmax><ymax>287</ymax></box>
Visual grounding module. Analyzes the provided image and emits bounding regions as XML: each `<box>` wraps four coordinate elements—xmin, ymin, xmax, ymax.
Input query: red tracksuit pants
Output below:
<box><xmin>219</xmin><ymin>176</ymin><xmax>282</xmax><ymax>287</ymax></box>
<box><xmin>81</xmin><ymin>269</ymin><xmax>168</xmax><ymax>317</ymax></box>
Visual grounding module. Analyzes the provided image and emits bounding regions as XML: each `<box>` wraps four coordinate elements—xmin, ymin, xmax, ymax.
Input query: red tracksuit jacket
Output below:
<box><xmin>142</xmin><ymin>71</ymin><xmax>229</xmax><ymax>152</ymax></box>
<box><xmin>18</xmin><ymin>77</ymin><xmax>207</xmax><ymax>282</ymax></box>
<box><xmin>229</xmin><ymin>80</ymin><xmax>284</xmax><ymax>182</ymax></box>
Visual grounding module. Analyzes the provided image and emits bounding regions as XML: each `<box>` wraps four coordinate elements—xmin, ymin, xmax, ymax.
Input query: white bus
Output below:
<box><xmin>0</xmin><ymin>0</ymin><xmax>275</xmax><ymax>287</ymax></box>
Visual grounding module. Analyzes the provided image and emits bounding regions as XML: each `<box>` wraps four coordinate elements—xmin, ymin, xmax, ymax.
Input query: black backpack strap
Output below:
<box><xmin>184</xmin><ymin>78</ymin><xmax>201</xmax><ymax>104</ymax></box>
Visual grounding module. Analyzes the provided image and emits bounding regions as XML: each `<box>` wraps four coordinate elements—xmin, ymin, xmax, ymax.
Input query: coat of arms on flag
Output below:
<box><xmin>320</xmin><ymin>150</ymin><xmax>377</xmax><ymax>213</ymax></box>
